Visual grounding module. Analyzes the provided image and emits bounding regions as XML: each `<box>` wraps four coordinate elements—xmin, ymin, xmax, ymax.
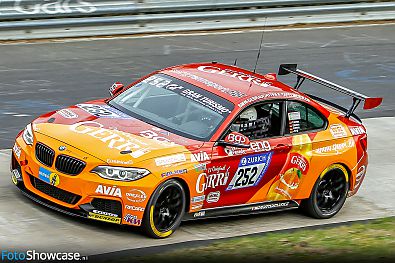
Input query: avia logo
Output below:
<box><xmin>95</xmin><ymin>185</ymin><xmax>122</xmax><ymax>198</ymax></box>
<box><xmin>191</xmin><ymin>151</ymin><xmax>210</xmax><ymax>162</ymax></box>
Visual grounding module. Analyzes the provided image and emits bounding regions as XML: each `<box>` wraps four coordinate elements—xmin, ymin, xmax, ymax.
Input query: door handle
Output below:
<box><xmin>273</xmin><ymin>144</ymin><xmax>291</xmax><ymax>152</ymax></box>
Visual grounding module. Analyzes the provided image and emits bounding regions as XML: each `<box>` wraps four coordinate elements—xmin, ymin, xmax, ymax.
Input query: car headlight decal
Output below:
<box><xmin>22</xmin><ymin>123</ymin><xmax>34</xmax><ymax>145</ymax></box>
<box><xmin>91</xmin><ymin>166</ymin><xmax>150</xmax><ymax>182</ymax></box>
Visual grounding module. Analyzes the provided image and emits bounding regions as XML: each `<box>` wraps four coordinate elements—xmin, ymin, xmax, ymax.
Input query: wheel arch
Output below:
<box><xmin>302</xmin><ymin>161</ymin><xmax>353</xmax><ymax>200</ymax></box>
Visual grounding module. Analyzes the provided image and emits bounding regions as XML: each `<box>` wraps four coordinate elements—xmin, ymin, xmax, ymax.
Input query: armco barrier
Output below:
<box><xmin>0</xmin><ymin>0</ymin><xmax>394</xmax><ymax>40</ymax></box>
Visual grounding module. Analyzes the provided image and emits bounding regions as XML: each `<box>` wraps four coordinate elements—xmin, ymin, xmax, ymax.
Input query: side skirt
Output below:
<box><xmin>183</xmin><ymin>200</ymin><xmax>299</xmax><ymax>221</ymax></box>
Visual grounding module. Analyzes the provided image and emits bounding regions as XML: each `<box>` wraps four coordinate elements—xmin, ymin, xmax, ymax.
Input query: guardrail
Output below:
<box><xmin>0</xmin><ymin>0</ymin><xmax>394</xmax><ymax>40</ymax></box>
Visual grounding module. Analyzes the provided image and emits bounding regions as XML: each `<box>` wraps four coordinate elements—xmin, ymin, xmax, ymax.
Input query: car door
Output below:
<box><xmin>203</xmin><ymin>101</ymin><xmax>289</xmax><ymax>208</ymax></box>
<box><xmin>264</xmin><ymin>100</ymin><xmax>327</xmax><ymax>201</ymax></box>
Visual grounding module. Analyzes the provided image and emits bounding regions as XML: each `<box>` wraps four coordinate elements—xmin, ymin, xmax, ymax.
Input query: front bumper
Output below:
<box><xmin>11</xmin><ymin>133</ymin><xmax>157</xmax><ymax>227</ymax></box>
<box><xmin>16</xmin><ymin>181</ymin><xmax>86</xmax><ymax>219</ymax></box>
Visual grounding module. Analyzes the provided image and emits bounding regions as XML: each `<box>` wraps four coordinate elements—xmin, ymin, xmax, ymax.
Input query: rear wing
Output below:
<box><xmin>278</xmin><ymin>64</ymin><xmax>383</xmax><ymax>118</ymax></box>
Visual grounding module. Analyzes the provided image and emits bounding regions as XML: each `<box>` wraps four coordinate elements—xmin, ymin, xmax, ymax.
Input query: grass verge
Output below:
<box><xmin>125</xmin><ymin>217</ymin><xmax>395</xmax><ymax>263</ymax></box>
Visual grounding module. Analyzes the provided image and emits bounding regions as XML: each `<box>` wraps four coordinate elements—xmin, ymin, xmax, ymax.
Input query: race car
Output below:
<box><xmin>11</xmin><ymin>62</ymin><xmax>382</xmax><ymax>238</ymax></box>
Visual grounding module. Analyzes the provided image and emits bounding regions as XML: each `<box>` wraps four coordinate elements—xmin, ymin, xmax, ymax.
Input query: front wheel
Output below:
<box><xmin>142</xmin><ymin>179</ymin><xmax>186</xmax><ymax>238</ymax></box>
<box><xmin>301</xmin><ymin>164</ymin><xmax>349</xmax><ymax>219</ymax></box>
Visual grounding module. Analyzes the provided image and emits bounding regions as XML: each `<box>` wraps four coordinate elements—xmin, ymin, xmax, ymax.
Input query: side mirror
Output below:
<box><xmin>109</xmin><ymin>82</ymin><xmax>124</xmax><ymax>97</ymax></box>
<box><xmin>217</xmin><ymin>132</ymin><xmax>251</xmax><ymax>149</ymax></box>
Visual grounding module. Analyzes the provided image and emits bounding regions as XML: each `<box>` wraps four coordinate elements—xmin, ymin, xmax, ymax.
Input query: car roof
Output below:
<box><xmin>161</xmin><ymin>62</ymin><xmax>309</xmax><ymax>108</ymax></box>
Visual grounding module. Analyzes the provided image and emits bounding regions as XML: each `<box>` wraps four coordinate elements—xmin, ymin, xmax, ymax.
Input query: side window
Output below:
<box><xmin>230</xmin><ymin>101</ymin><xmax>282</xmax><ymax>140</ymax></box>
<box><xmin>286</xmin><ymin>101</ymin><xmax>325</xmax><ymax>134</ymax></box>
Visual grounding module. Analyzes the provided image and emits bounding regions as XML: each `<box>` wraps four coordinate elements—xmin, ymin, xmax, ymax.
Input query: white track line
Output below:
<box><xmin>1</xmin><ymin>22</ymin><xmax>395</xmax><ymax>46</ymax></box>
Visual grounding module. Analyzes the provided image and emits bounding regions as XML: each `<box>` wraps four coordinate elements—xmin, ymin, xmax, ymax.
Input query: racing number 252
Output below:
<box><xmin>234</xmin><ymin>167</ymin><xmax>258</xmax><ymax>187</ymax></box>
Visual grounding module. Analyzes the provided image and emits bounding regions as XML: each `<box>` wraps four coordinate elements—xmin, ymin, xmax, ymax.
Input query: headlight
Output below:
<box><xmin>22</xmin><ymin>123</ymin><xmax>34</xmax><ymax>145</ymax></box>
<box><xmin>91</xmin><ymin>166</ymin><xmax>150</xmax><ymax>182</ymax></box>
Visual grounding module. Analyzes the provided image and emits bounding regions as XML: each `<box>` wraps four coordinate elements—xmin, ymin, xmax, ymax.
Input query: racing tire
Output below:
<box><xmin>142</xmin><ymin>179</ymin><xmax>186</xmax><ymax>238</ymax></box>
<box><xmin>301</xmin><ymin>164</ymin><xmax>349</xmax><ymax>219</ymax></box>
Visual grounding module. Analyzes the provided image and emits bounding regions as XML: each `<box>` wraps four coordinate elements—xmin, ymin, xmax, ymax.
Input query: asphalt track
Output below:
<box><xmin>0</xmin><ymin>23</ymin><xmax>394</xmax><ymax>148</ymax></box>
<box><xmin>0</xmin><ymin>23</ymin><xmax>394</xmax><ymax>256</ymax></box>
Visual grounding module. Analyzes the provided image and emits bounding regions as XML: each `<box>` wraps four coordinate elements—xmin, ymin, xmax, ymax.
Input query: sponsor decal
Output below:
<box><xmin>197</xmin><ymin>65</ymin><xmax>273</xmax><ymax>89</ymax></box>
<box><xmin>238</xmin><ymin>92</ymin><xmax>310</xmax><ymax>108</ymax></box>
<box><xmin>226</xmin><ymin>133</ymin><xmax>248</xmax><ymax>144</ymax></box>
<box><xmin>57</xmin><ymin>109</ymin><xmax>78</xmax><ymax>119</ymax></box>
<box><xmin>207</xmin><ymin>165</ymin><xmax>227</xmax><ymax>173</ymax></box>
<box><xmin>95</xmin><ymin>185</ymin><xmax>122</xmax><ymax>198</ymax></box>
<box><xmin>191</xmin><ymin>204</ymin><xmax>203</xmax><ymax>210</ymax></box>
<box><xmin>225</xmin><ymin>147</ymin><xmax>247</xmax><ymax>156</ymax></box>
<box><xmin>38</xmin><ymin>167</ymin><xmax>60</xmax><ymax>186</ymax></box>
<box><xmin>330</xmin><ymin>124</ymin><xmax>348</xmax><ymax>138</ymax></box>
<box><xmin>88</xmin><ymin>212</ymin><xmax>121</xmax><ymax>224</ymax></box>
<box><xmin>181</xmin><ymin>88</ymin><xmax>231</xmax><ymax>115</ymax></box>
<box><xmin>288</xmin><ymin>112</ymin><xmax>300</xmax><ymax>134</ymax></box>
<box><xmin>124</xmin><ymin>214</ymin><xmax>142</xmax><ymax>225</ymax></box>
<box><xmin>161</xmin><ymin>169</ymin><xmax>187</xmax><ymax>178</ymax></box>
<box><xmin>11</xmin><ymin>169</ymin><xmax>21</xmax><ymax>185</ymax></box>
<box><xmin>314</xmin><ymin>138</ymin><xmax>355</xmax><ymax>155</ymax></box>
<box><xmin>196</xmin><ymin>167</ymin><xmax>230</xmax><ymax>194</ymax></box>
<box><xmin>227</xmin><ymin>152</ymin><xmax>273</xmax><ymax>190</ymax></box>
<box><xmin>76</xmin><ymin>103</ymin><xmax>132</xmax><ymax>119</ymax></box>
<box><xmin>251</xmin><ymin>201</ymin><xmax>290</xmax><ymax>211</ymax></box>
<box><xmin>349</xmin><ymin>126</ymin><xmax>366</xmax><ymax>136</ymax></box>
<box><xmin>139</xmin><ymin>129</ymin><xmax>175</xmax><ymax>146</ymax></box>
<box><xmin>12</xmin><ymin>0</ymin><xmax>97</xmax><ymax>15</ymax></box>
<box><xmin>125</xmin><ymin>205</ymin><xmax>145</xmax><ymax>212</ymax></box>
<box><xmin>206</xmin><ymin>191</ymin><xmax>220</xmax><ymax>203</ymax></box>
<box><xmin>143</xmin><ymin>74</ymin><xmax>232</xmax><ymax>115</ymax></box>
<box><xmin>191</xmin><ymin>151</ymin><xmax>210</xmax><ymax>162</ymax></box>
<box><xmin>354</xmin><ymin>165</ymin><xmax>366</xmax><ymax>189</ymax></box>
<box><xmin>70</xmin><ymin>121</ymin><xmax>151</xmax><ymax>156</ymax></box>
<box><xmin>193</xmin><ymin>211</ymin><xmax>205</xmax><ymax>218</ymax></box>
<box><xmin>106</xmin><ymin>159</ymin><xmax>133</xmax><ymax>165</ymax></box>
<box><xmin>264</xmin><ymin>73</ymin><xmax>276</xmax><ymax>81</ymax></box>
<box><xmin>288</xmin><ymin>111</ymin><xmax>301</xmax><ymax>121</ymax></box>
<box><xmin>130</xmin><ymin>148</ymin><xmax>151</xmax><ymax>158</ymax></box>
<box><xmin>126</xmin><ymin>189</ymin><xmax>147</xmax><ymax>203</ymax></box>
<box><xmin>13</xmin><ymin>143</ymin><xmax>21</xmax><ymax>158</ymax></box>
<box><xmin>155</xmin><ymin>154</ymin><xmax>186</xmax><ymax>166</ymax></box>
<box><xmin>191</xmin><ymin>195</ymin><xmax>205</xmax><ymax>203</ymax></box>
<box><xmin>92</xmin><ymin>209</ymin><xmax>118</xmax><ymax>218</ymax></box>
<box><xmin>250</xmin><ymin>140</ymin><xmax>271</xmax><ymax>152</ymax></box>
<box><xmin>170</xmin><ymin>69</ymin><xmax>246</xmax><ymax>98</ymax></box>
<box><xmin>289</xmin><ymin>153</ymin><xmax>309</xmax><ymax>173</ymax></box>
<box><xmin>194</xmin><ymin>163</ymin><xmax>207</xmax><ymax>172</ymax></box>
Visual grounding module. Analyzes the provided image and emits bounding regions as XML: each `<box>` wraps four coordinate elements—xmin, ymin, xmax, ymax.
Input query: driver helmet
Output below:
<box><xmin>231</xmin><ymin>107</ymin><xmax>258</xmax><ymax>132</ymax></box>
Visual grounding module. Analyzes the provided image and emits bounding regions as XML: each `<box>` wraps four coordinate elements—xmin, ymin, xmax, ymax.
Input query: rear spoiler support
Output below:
<box><xmin>278</xmin><ymin>64</ymin><xmax>383</xmax><ymax>118</ymax></box>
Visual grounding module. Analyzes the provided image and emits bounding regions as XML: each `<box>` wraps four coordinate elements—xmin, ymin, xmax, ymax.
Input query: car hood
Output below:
<box><xmin>32</xmin><ymin>100</ymin><xmax>204</xmax><ymax>165</ymax></box>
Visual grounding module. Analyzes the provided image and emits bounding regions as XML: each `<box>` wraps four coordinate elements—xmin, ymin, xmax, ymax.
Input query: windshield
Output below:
<box><xmin>109</xmin><ymin>74</ymin><xmax>234</xmax><ymax>141</ymax></box>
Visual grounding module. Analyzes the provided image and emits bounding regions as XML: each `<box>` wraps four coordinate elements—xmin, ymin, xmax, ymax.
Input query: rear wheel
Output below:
<box><xmin>142</xmin><ymin>179</ymin><xmax>186</xmax><ymax>238</ymax></box>
<box><xmin>302</xmin><ymin>164</ymin><xmax>349</xmax><ymax>219</ymax></box>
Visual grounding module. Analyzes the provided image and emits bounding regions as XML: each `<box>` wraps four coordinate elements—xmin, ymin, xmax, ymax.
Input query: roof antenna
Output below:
<box><xmin>253</xmin><ymin>17</ymin><xmax>267</xmax><ymax>74</ymax></box>
<box><xmin>248</xmin><ymin>17</ymin><xmax>267</xmax><ymax>92</ymax></box>
<box><xmin>233</xmin><ymin>58</ymin><xmax>238</xmax><ymax>66</ymax></box>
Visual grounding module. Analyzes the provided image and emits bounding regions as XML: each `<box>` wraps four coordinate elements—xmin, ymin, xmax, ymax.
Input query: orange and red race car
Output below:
<box><xmin>11</xmin><ymin>63</ymin><xmax>382</xmax><ymax>238</ymax></box>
